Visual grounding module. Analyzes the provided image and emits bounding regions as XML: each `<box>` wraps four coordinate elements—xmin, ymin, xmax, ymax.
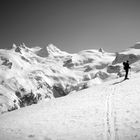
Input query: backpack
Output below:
<box><xmin>123</xmin><ymin>62</ymin><xmax>130</xmax><ymax>70</ymax></box>
<box><xmin>123</xmin><ymin>62</ymin><xmax>126</xmax><ymax>69</ymax></box>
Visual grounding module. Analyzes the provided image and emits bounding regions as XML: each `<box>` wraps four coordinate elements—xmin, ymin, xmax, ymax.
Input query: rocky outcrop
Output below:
<box><xmin>107</xmin><ymin>65</ymin><xmax>121</xmax><ymax>73</ymax></box>
<box><xmin>112</xmin><ymin>52</ymin><xmax>139</xmax><ymax>65</ymax></box>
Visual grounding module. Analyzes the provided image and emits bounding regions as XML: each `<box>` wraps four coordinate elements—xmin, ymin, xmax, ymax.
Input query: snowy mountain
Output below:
<box><xmin>1</xmin><ymin>43</ymin><xmax>140</xmax><ymax>139</ymax></box>
<box><xmin>0</xmin><ymin>43</ymin><xmax>140</xmax><ymax>115</ymax></box>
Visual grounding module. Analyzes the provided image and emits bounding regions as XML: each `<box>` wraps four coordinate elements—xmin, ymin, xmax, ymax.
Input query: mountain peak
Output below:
<box><xmin>47</xmin><ymin>44</ymin><xmax>69</xmax><ymax>57</ymax></box>
<box><xmin>98</xmin><ymin>48</ymin><xmax>104</xmax><ymax>53</ymax></box>
<box><xmin>34</xmin><ymin>46</ymin><xmax>48</xmax><ymax>57</ymax></box>
<box><xmin>47</xmin><ymin>44</ymin><xmax>61</xmax><ymax>54</ymax></box>
<box><xmin>130</xmin><ymin>42</ymin><xmax>140</xmax><ymax>49</ymax></box>
<box><xmin>11</xmin><ymin>43</ymin><xmax>29</xmax><ymax>53</ymax></box>
<box><xmin>31</xmin><ymin>44</ymin><xmax>70</xmax><ymax>58</ymax></box>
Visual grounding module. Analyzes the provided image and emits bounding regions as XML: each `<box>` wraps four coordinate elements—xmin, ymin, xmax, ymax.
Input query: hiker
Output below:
<box><xmin>123</xmin><ymin>60</ymin><xmax>131</xmax><ymax>80</ymax></box>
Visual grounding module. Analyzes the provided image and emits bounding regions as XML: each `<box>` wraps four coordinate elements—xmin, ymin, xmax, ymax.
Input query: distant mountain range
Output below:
<box><xmin>0</xmin><ymin>43</ymin><xmax>140</xmax><ymax>114</ymax></box>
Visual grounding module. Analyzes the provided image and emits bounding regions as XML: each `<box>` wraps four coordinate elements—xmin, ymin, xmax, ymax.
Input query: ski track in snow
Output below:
<box><xmin>103</xmin><ymin>85</ymin><xmax>119</xmax><ymax>140</ymax></box>
<box><xmin>0</xmin><ymin>76</ymin><xmax>140</xmax><ymax>140</ymax></box>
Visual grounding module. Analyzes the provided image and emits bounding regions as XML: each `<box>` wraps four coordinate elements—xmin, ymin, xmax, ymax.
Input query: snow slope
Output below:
<box><xmin>0</xmin><ymin>72</ymin><xmax>140</xmax><ymax>140</ymax></box>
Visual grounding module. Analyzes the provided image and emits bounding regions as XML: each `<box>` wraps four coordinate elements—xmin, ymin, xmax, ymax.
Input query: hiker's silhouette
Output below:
<box><xmin>123</xmin><ymin>60</ymin><xmax>131</xmax><ymax>80</ymax></box>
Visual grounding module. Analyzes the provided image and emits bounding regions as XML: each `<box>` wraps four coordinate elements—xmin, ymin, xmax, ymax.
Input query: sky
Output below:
<box><xmin>1</xmin><ymin>0</ymin><xmax>140</xmax><ymax>53</ymax></box>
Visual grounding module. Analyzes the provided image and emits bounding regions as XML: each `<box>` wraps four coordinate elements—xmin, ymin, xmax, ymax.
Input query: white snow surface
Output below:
<box><xmin>1</xmin><ymin>43</ymin><xmax>140</xmax><ymax>139</ymax></box>
<box><xmin>0</xmin><ymin>73</ymin><xmax>140</xmax><ymax>140</ymax></box>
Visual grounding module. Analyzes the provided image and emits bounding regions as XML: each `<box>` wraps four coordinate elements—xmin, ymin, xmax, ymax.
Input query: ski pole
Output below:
<box><xmin>129</xmin><ymin>67</ymin><xmax>131</xmax><ymax>78</ymax></box>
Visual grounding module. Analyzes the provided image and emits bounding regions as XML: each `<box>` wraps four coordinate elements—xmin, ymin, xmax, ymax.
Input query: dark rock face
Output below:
<box><xmin>1</xmin><ymin>57</ymin><xmax>12</xmax><ymax>69</ymax></box>
<box><xmin>112</xmin><ymin>53</ymin><xmax>140</xmax><ymax>65</ymax></box>
<box><xmin>107</xmin><ymin>65</ymin><xmax>121</xmax><ymax>73</ymax></box>
<box><xmin>35</xmin><ymin>46</ymin><xmax>49</xmax><ymax>57</ymax></box>
<box><xmin>84</xmin><ymin>65</ymin><xmax>93</xmax><ymax>72</ymax></box>
<box><xmin>63</xmin><ymin>59</ymin><xmax>74</xmax><ymax>68</ymax></box>
<box><xmin>53</xmin><ymin>85</ymin><xmax>67</xmax><ymax>97</ymax></box>
<box><xmin>19</xmin><ymin>92</ymin><xmax>38</xmax><ymax>107</ymax></box>
<box><xmin>95</xmin><ymin>71</ymin><xmax>109</xmax><ymax>79</ymax></box>
<box><xmin>21</xmin><ymin>56</ymin><xmax>30</xmax><ymax>63</ymax></box>
<box><xmin>131</xmin><ymin>43</ymin><xmax>140</xmax><ymax>49</ymax></box>
<box><xmin>15</xmin><ymin>46</ymin><xmax>22</xmax><ymax>53</ymax></box>
<box><xmin>15</xmin><ymin>90</ymin><xmax>42</xmax><ymax>108</ymax></box>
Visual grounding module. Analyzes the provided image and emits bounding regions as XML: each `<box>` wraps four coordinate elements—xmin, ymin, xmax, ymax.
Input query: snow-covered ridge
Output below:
<box><xmin>0</xmin><ymin>43</ymin><xmax>140</xmax><ymax>114</ymax></box>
